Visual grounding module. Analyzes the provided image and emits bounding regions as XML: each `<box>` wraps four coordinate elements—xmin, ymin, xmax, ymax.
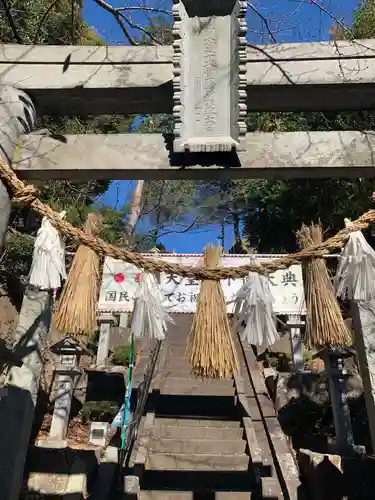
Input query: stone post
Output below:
<box><xmin>119</xmin><ymin>312</ymin><xmax>130</xmax><ymax>330</ymax></box>
<box><xmin>351</xmin><ymin>300</ymin><xmax>375</xmax><ymax>453</ymax></box>
<box><xmin>97</xmin><ymin>314</ymin><xmax>117</xmax><ymax>366</ymax></box>
<box><xmin>0</xmin><ymin>288</ymin><xmax>52</xmax><ymax>500</ymax></box>
<box><xmin>318</xmin><ymin>348</ymin><xmax>355</xmax><ymax>455</ymax></box>
<box><xmin>49</xmin><ymin>368</ymin><xmax>80</xmax><ymax>442</ymax></box>
<box><xmin>0</xmin><ymin>87</ymin><xmax>38</xmax><ymax>500</ymax></box>
<box><xmin>287</xmin><ymin>314</ymin><xmax>304</xmax><ymax>372</ymax></box>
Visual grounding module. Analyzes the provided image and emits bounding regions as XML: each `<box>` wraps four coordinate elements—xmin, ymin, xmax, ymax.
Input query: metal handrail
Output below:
<box><xmin>121</xmin><ymin>339</ymin><xmax>162</xmax><ymax>466</ymax></box>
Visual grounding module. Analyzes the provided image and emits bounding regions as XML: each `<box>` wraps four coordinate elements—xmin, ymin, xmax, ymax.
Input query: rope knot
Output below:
<box><xmin>12</xmin><ymin>184</ymin><xmax>39</xmax><ymax>205</ymax></box>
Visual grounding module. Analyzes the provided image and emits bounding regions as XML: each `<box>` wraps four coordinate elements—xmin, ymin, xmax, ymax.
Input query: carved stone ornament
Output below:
<box><xmin>172</xmin><ymin>0</ymin><xmax>247</xmax><ymax>153</ymax></box>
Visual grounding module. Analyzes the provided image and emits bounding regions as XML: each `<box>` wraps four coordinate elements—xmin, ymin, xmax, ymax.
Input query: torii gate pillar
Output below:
<box><xmin>0</xmin><ymin>86</ymin><xmax>36</xmax><ymax>251</ymax></box>
<box><xmin>0</xmin><ymin>85</ymin><xmax>37</xmax><ymax>500</ymax></box>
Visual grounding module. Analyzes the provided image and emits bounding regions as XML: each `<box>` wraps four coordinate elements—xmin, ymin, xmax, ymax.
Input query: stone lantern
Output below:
<box><xmin>49</xmin><ymin>336</ymin><xmax>89</xmax><ymax>442</ymax></box>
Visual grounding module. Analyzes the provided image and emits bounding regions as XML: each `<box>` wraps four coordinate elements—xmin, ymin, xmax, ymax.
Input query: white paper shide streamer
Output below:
<box><xmin>335</xmin><ymin>217</ymin><xmax>375</xmax><ymax>301</ymax></box>
<box><xmin>232</xmin><ymin>270</ymin><xmax>279</xmax><ymax>353</ymax></box>
<box><xmin>28</xmin><ymin>211</ymin><xmax>67</xmax><ymax>290</ymax></box>
<box><xmin>131</xmin><ymin>272</ymin><xmax>172</xmax><ymax>340</ymax></box>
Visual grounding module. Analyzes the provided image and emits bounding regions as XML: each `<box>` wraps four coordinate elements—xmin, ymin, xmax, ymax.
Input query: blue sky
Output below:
<box><xmin>83</xmin><ymin>0</ymin><xmax>358</xmax><ymax>253</ymax></box>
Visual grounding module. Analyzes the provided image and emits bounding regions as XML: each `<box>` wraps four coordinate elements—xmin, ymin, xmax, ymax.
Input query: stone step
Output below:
<box><xmin>155</xmin><ymin>394</ymin><xmax>238</xmax><ymax>419</ymax></box>
<box><xmin>149</xmin><ymin>438</ymin><xmax>246</xmax><ymax>455</ymax></box>
<box><xmin>143</xmin><ymin>469</ymin><xmax>255</xmax><ymax>492</ymax></box>
<box><xmin>164</xmin><ymin>348</ymin><xmax>190</xmax><ymax>357</ymax></box>
<box><xmin>146</xmin><ymin>453</ymin><xmax>249</xmax><ymax>471</ymax></box>
<box><xmin>140</xmin><ymin>491</ymin><xmax>253</xmax><ymax>500</ymax></box>
<box><xmin>155</xmin><ymin>418</ymin><xmax>241</xmax><ymax>428</ymax></box>
<box><xmin>162</xmin><ymin>365</ymin><xmax>236</xmax><ymax>382</ymax></box>
<box><xmin>160</xmin><ymin>377</ymin><xmax>234</xmax><ymax>387</ymax></box>
<box><xmin>141</xmin><ymin>492</ymin><xmax>191</xmax><ymax>500</ymax></box>
<box><xmin>167</xmin><ymin>341</ymin><xmax>190</xmax><ymax>347</ymax></box>
<box><xmin>160</xmin><ymin>385</ymin><xmax>235</xmax><ymax>396</ymax></box>
<box><xmin>162</xmin><ymin>368</ymin><xmax>195</xmax><ymax>378</ymax></box>
<box><xmin>162</xmin><ymin>363</ymin><xmax>192</xmax><ymax>372</ymax></box>
<box><xmin>159</xmin><ymin>378</ymin><xmax>234</xmax><ymax>396</ymax></box>
<box><xmin>153</xmin><ymin>425</ymin><xmax>243</xmax><ymax>440</ymax></box>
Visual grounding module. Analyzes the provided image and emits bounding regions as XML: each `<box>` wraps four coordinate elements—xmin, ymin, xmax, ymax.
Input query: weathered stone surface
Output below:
<box><xmin>23</xmin><ymin>442</ymin><xmax>100</xmax><ymax>498</ymax></box>
<box><xmin>146</xmin><ymin>452</ymin><xmax>249</xmax><ymax>470</ymax></box>
<box><xmin>150</xmin><ymin>437</ymin><xmax>246</xmax><ymax>455</ymax></box>
<box><xmin>96</xmin><ymin>314</ymin><xmax>117</xmax><ymax>366</ymax></box>
<box><xmin>14</xmin><ymin>131</ymin><xmax>375</xmax><ymax>181</ymax></box>
<box><xmin>298</xmin><ymin>448</ymin><xmax>375</xmax><ymax>500</ymax></box>
<box><xmin>3</xmin><ymin>40</ymin><xmax>375</xmax><ymax>115</ymax></box>
<box><xmin>172</xmin><ymin>0</ymin><xmax>247</xmax><ymax>152</ymax></box>
<box><xmin>0</xmin><ymin>289</ymin><xmax>51</xmax><ymax>500</ymax></box>
<box><xmin>90</xmin><ymin>446</ymin><xmax>118</xmax><ymax>500</ymax></box>
<box><xmin>0</xmin><ymin>85</ymin><xmax>36</xmax><ymax>256</ymax></box>
<box><xmin>89</xmin><ymin>422</ymin><xmax>109</xmax><ymax>447</ymax></box>
<box><xmin>49</xmin><ymin>371</ymin><xmax>77</xmax><ymax>440</ymax></box>
<box><xmin>351</xmin><ymin>300</ymin><xmax>375</xmax><ymax>454</ymax></box>
<box><xmin>153</xmin><ymin>423</ymin><xmax>243</xmax><ymax>440</ymax></box>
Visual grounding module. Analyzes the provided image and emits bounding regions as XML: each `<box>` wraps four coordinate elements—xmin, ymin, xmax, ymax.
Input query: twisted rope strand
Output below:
<box><xmin>2</xmin><ymin>159</ymin><xmax>374</xmax><ymax>280</ymax></box>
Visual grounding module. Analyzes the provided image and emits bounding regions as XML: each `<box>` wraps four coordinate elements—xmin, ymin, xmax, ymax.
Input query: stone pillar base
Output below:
<box><xmin>298</xmin><ymin>448</ymin><xmax>373</xmax><ymax>500</ymax></box>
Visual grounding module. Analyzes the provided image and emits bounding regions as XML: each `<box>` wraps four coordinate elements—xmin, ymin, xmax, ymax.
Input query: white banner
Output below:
<box><xmin>98</xmin><ymin>254</ymin><xmax>306</xmax><ymax>315</ymax></box>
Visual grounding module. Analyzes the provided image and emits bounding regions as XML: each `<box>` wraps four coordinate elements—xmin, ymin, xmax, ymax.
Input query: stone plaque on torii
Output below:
<box><xmin>172</xmin><ymin>0</ymin><xmax>247</xmax><ymax>154</ymax></box>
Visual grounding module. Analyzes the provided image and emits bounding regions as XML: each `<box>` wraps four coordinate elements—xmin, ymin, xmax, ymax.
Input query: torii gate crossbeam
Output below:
<box><xmin>2</xmin><ymin>39</ymin><xmax>375</xmax><ymax>116</ymax></box>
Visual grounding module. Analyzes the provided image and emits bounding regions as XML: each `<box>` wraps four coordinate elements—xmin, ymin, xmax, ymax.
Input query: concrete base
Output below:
<box><xmin>90</xmin><ymin>446</ymin><xmax>118</xmax><ymax>500</ymax></box>
<box><xmin>37</xmin><ymin>438</ymin><xmax>68</xmax><ymax>448</ymax></box>
<box><xmin>298</xmin><ymin>448</ymin><xmax>375</xmax><ymax>500</ymax></box>
<box><xmin>21</xmin><ymin>441</ymin><xmax>100</xmax><ymax>499</ymax></box>
<box><xmin>89</xmin><ymin>422</ymin><xmax>109</xmax><ymax>447</ymax></box>
<box><xmin>124</xmin><ymin>475</ymin><xmax>140</xmax><ymax>499</ymax></box>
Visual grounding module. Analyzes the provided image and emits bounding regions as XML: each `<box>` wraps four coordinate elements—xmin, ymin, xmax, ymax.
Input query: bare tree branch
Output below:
<box><xmin>157</xmin><ymin>219</ymin><xmax>198</xmax><ymax>238</ymax></box>
<box><xmin>247</xmin><ymin>1</ymin><xmax>277</xmax><ymax>43</ymax></box>
<box><xmin>306</xmin><ymin>0</ymin><xmax>354</xmax><ymax>39</ymax></box>
<box><xmin>91</xmin><ymin>0</ymin><xmax>165</xmax><ymax>45</ymax></box>
<box><xmin>91</xmin><ymin>0</ymin><xmax>138</xmax><ymax>45</ymax></box>
<box><xmin>116</xmin><ymin>6</ymin><xmax>171</xmax><ymax>16</ymax></box>
<box><xmin>71</xmin><ymin>0</ymin><xmax>76</xmax><ymax>44</ymax></box>
<box><xmin>33</xmin><ymin>0</ymin><xmax>61</xmax><ymax>44</ymax></box>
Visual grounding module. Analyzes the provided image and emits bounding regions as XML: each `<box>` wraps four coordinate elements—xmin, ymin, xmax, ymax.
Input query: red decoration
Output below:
<box><xmin>114</xmin><ymin>273</ymin><xmax>125</xmax><ymax>284</ymax></box>
<box><xmin>135</xmin><ymin>272</ymin><xmax>142</xmax><ymax>283</ymax></box>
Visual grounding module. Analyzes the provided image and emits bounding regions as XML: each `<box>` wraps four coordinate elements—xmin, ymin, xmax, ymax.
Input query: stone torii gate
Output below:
<box><xmin>1</xmin><ymin>1</ymin><xmax>375</xmax><ymax>499</ymax></box>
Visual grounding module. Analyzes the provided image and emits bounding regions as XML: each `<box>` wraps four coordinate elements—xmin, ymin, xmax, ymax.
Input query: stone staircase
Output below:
<box><xmin>137</xmin><ymin>316</ymin><xmax>257</xmax><ymax>499</ymax></box>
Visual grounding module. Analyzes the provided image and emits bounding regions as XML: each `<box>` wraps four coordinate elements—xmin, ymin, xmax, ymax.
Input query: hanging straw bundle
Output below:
<box><xmin>296</xmin><ymin>222</ymin><xmax>351</xmax><ymax>348</ymax></box>
<box><xmin>53</xmin><ymin>213</ymin><xmax>102</xmax><ymax>338</ymax></box>
<box><xmin>187</xmin><ymin>244</ymin><xmax>239</xmax><ymax>379</ymax></box>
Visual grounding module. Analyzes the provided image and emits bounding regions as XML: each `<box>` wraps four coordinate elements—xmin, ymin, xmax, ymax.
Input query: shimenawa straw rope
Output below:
<box><xmin>2</xmin><ymin>158</ymin><xmax>375</xmax><ymax>280</ymax></box>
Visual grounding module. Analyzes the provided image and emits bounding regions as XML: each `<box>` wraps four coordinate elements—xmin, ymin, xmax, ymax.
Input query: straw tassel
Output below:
<box><xmin>187</xmin><ymin>244</ymin><xmax>239</xmax><ymax>379</ymax></box>
<box><xmin>53</xmin><ymin>213</ymin><xmax>102</xmax><ymax>338</ymax></box>
<box><xmin>297</xmin><ymin>222</ymin><xmax>351</xmax><ymax>348</ymax></box>
<box><xmin>334</xmin><ymin>218</ymin><xmax>375</xmax><ymax>301</ymax></box>
<box><xmin>232</xmin><ymin>269</ymin><xmax>279</xmax><ymax>353</ymax></box>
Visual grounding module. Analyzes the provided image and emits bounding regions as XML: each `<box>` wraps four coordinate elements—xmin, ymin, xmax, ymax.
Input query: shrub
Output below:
<box><xmin>81</xmin><ymin>400</ymin><xmax>120</xmax><ymax>422</ymax></box>
<box><xmin>111</xmin><ymin>344</ymin><xmax>131</xmax><ymax>366</ymax></box>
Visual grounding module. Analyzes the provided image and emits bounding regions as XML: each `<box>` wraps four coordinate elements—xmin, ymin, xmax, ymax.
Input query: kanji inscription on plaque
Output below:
<box><xmin>172</xmin><ymin>0</ymin><xmax>247</xmax><ymax>153</ymax></box>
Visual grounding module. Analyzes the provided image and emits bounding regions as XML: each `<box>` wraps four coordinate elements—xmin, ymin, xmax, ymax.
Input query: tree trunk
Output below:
<box><xmin>124</xmin><ymin>180</ymin><xmax>145</xmax><ymax>241</ymax></box>
<box><xmin>233</xmin><ymin>211</ymin><xmax>243</xmax><ymax>253</ymax></box>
